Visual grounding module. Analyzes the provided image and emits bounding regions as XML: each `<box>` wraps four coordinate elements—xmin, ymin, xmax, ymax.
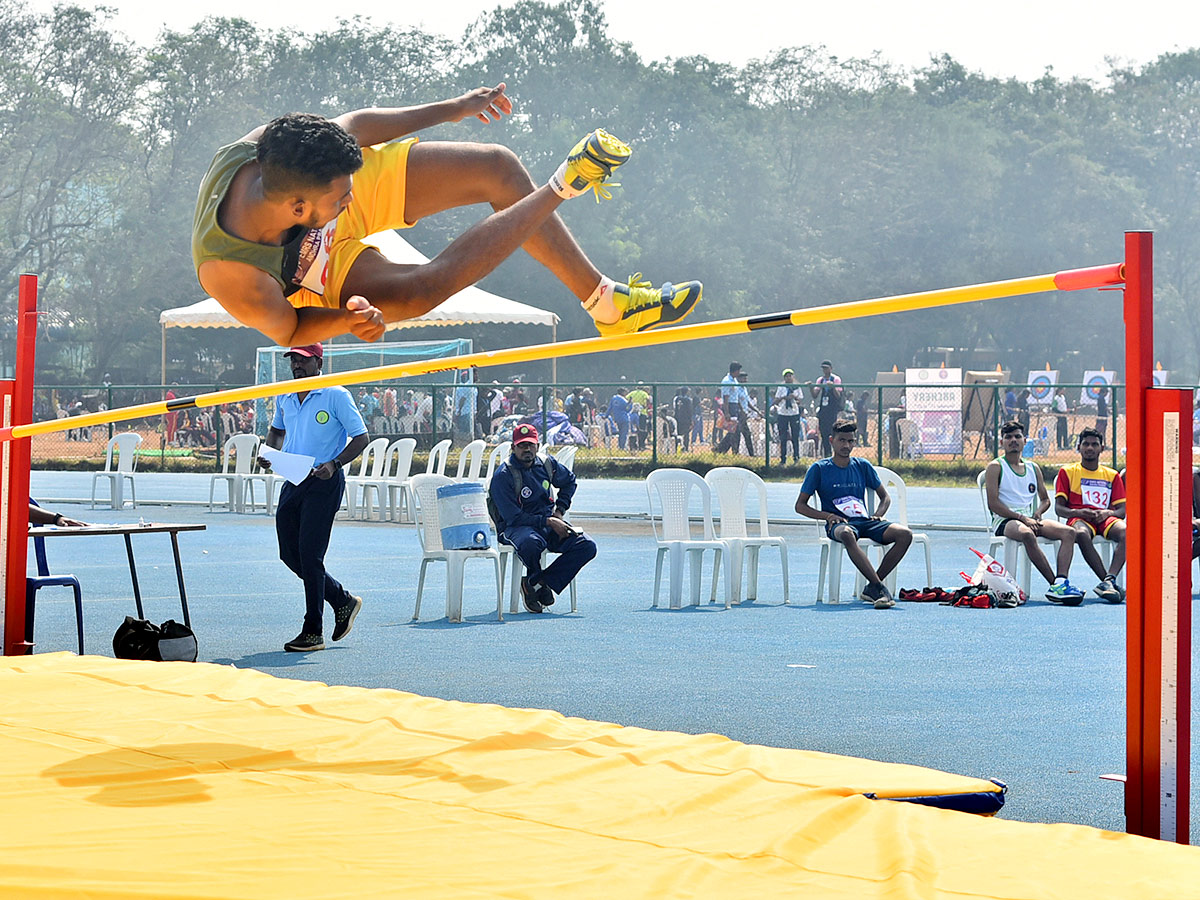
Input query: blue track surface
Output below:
<box><xmin>24</xmin><ymin>471</ymin><xmax>1200</xmax><ymax>840</ymax></box>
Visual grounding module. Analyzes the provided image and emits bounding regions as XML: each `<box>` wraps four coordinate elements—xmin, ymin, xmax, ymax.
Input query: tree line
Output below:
<box><xmin>1</xmin><ymin>0</ymin><xmax>1196</xmax><ymax>388</ymax></box>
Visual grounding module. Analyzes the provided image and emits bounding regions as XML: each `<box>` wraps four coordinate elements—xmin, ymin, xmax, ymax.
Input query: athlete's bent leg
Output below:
<box><xmin>1003</xmin><ymin>519</ymin><xmax>1057</xmax><ymax>584</ymax></box>
<box><xmin>874</xmin><ymin>524</ymin><xmax>912</xmax><ymax>580</ymax></box>
<box><xmin>401</xmin><ymin>142</ymin><xmax>603</xmax><ymax>302</ymax></box>
<box><xmin>340</xmin><ymin>185</ymin><xmax>567</xmax><ymax>322</ymax></box>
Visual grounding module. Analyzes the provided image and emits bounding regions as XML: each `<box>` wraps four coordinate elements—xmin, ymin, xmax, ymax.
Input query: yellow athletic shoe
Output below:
<box><xmin>549</xmin><ymin>129</ymin><xmax>632</xmax><ymax>201</ymax></box>
<box><xmin>594</xmin><ymin>274</ymin><xmax>704</xmax><ymax>336</ymax></box>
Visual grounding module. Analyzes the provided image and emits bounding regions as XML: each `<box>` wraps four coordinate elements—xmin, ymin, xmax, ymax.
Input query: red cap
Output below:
<box><xmin>286</xmin><ymin>343</ymin><xmax>323</xmax><ymax>359</ymax></box>
<box><xmin>512</xmin><ymin>423</ymin><xmax>539</xmax><ymax>446</ymax></box>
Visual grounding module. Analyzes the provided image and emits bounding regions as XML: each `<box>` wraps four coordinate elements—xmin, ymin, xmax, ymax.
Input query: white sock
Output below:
<box><xmin>583</xmin><ymin>276</ymin><xmax>618</xmax><ymax>323</ymax></box>
<box><xmin>1053</xmin><ymin>576</ymin><xmax>1066</xmax><ymax>584</ymax></box>
<box><xmin>549</xmin><ymin>161</ymin><xmax>585</xmax><ymax>199</ymax></box>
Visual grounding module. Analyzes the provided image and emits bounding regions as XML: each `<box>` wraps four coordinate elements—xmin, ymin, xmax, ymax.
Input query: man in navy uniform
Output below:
<box><xmin>488</xmin><ymin>423</ymin><xmax>596</xmax><ymax>613</ymax></box>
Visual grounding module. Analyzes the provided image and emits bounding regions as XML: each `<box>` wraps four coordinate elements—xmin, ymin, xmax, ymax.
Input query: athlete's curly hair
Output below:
<box><xmin>256</xmin><ymin>113</ymin><xmax>363</xmax><ymax>198</ymax></box>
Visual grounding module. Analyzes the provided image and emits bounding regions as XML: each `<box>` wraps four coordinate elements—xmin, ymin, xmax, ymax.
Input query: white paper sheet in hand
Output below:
<box><xmin>260</xmin><ymin>447</ymin><xmax>316</xmax><ymax>485</ymax></box>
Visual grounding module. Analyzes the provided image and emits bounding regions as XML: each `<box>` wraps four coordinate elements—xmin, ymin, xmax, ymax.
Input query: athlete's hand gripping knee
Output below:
<box><xmin>345</xmin><ymin>296</ymin><xmax>385</xmax><ymax>342</ymax></box>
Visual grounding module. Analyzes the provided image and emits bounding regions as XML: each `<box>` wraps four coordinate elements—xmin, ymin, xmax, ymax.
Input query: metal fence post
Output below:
<box><xmin>992</xmin><ymin>385</ymin><xmax>1000</xmax><ymax>459</ymax></box>
<box><xmin>876</xmin><ymin>385</ymin><xmax>883</xmax><ymax>462</ymax></box>
<box><xmin>213</xmin><ymin>385</ymin><xmax>223</xmax><ymax>472</ymax></box>
<box><xmin>651</xmin><ymin>385</ymin><xmax>658</xmax><ymax>466</ymax></box>
<box><xmin>1113</xmin><ymin>386</ymin><xmax>1121</xmax><ymax>469</ymax></box>
<box><xmin>763</xmin><ymin>384</ymin><xmax>771</xmax><ymax>474</ymax></box>
<box><xmin>431</xmin><ymin>384</ymin><xmax>439</xmax><ymax>446</ymax></box>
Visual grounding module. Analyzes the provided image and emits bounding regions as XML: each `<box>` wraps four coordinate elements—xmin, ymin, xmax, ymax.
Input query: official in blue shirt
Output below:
<box><xmin>489</xmin><ymin>423</ymin><xmax>596</xmax><ymax>613</ymax></box>
<box><xmin>259</xmin><ymin>343</ymin><xmax>369</xmax><ymax>651</ymax></box>
<box><xmin>794</xmin><ymin>419</ymin><xmax>911</xmax><ymax>609</ymax></box>
<box><xmin>604</xmin><ymin>388</ymin><xmax>632</xmax><ymax>449</ymax></box>
<box><xmin>716</xmin><ymin>361</ymin><xmax>756</xmax><ymax>455</ymax></box>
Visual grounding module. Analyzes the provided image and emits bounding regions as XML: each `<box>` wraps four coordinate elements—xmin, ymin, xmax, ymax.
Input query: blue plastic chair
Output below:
<box><xmin>27</xmin><ymin>502</ymin><xmax>84</xmax><ymax>654</ymax></box>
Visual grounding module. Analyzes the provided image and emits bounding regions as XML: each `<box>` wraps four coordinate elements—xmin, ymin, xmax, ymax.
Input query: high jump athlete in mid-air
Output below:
<box><xmin>192</xmin><ymin>83</ymin><xmax>702</xmax><ymax>345</ymax></box>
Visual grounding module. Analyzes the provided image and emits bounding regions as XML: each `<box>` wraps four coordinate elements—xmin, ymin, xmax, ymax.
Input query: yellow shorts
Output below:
<box><xmin>290</xmin><ymin>138</ymin><xmax>418</xmax><ymax>310</ymax></box>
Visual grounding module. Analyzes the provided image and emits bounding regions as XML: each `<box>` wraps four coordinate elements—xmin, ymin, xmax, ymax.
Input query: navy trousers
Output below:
<box><xmin>276</xmin><ymin>469</ymin><xmax>351</xmax><ymax>634</ymax></box>
<box><xmin>501</xmin><ymin>524</ymin><xmax>597</xmax><ymax>596</ymax></box>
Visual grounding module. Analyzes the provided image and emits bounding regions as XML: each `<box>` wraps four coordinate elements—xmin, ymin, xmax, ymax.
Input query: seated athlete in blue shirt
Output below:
<box><xmin>794</xmin><ymin>418</ymin><xmax>911</xmax><ymax>609</ymax></box>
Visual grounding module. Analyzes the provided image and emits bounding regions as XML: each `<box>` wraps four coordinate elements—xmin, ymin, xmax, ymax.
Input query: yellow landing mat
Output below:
<box><xmin>0</xmin><ymin>654</ymin><xmax>1196</xmax><ymax>899</ymax></box>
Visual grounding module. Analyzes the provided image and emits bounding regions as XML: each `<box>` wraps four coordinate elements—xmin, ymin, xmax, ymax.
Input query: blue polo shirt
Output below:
<box><xmin>271</xmin><ymin>386</ymin><xmax>366</xmax><ymax>464</ymax></box>
<box><xmin>800</xmin><ymin>456</ymin><xmax>880</xmax><ymax>517</ymax></box>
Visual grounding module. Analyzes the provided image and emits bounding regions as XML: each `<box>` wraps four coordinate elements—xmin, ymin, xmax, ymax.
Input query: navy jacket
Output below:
<box><xmin>489</xmin><ymin>454</ymin><xmax>577</xmax><ymax>532</ymax></box>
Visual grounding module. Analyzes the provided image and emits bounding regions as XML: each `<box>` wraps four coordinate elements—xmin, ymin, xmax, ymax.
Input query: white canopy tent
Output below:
<box><xmin>159</xmin><ymin>229</ymin><xmax>562</xmax><ymax>382</ymax></box>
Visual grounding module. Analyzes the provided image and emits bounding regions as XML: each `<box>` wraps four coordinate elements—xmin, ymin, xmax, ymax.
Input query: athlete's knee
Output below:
<box><xmin>480</xmin><ymin>143</ymin><xmax>536</xmax><ymax>195</ymax></box>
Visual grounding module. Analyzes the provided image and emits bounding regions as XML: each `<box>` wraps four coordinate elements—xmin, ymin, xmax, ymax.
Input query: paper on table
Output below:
<box><xmin>260</xmin><ymin>447</ymin><xmax>316</xmax><ymax>485</ymax></box>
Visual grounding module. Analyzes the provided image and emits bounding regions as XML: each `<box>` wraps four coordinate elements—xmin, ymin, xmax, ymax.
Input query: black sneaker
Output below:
<box><xmin>331</xmin><ymin>594</ymin><xmax>363</xmax><ymax>641</ymax></box>
<box><xmin>871</xmin><ymin>584</ymin><xmax>896</xmax><ymax>610</ymax></box>
<box><xmin>520</xmin><ymin>577</ymin><xmax>543</xmax><ymax>614</ymax></box>
<box><xmin>284</xmin><ymin>632</ymin><xmax>325</xmax><ymax>652</ymax></box>
<box><xmin>1094</xmin><ymin>576</ymin><xmax>1124</xmax><ymax>604</ymax></box>
<box><xmin>859</xmin><ymin>582</ymin><xmax>883</xmax><ymax>604</ymax></box>
<box><xmin>537</xmin><ymin>582</ymin><xmax>555</xmax><ymax>607</ymax></box>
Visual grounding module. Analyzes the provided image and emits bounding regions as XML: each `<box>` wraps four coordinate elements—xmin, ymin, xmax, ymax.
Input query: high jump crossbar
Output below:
<box><xmin>0</xmin><ymin>263</ymin><xmax>1123</xmax><ymax>442</ymax></box>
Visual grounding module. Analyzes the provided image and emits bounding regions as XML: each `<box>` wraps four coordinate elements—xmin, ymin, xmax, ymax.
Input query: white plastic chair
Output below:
<box><xmin>343</xmin><ymin>436</ymin><xmax>390</xmax><ymax>518</ymax></box>
<box><xmin>208</xmin><ymin>434</ymin><xmax>260</xmax><ymax>513</ymax></box>
<box><xmin>551</xmin><ymin>444</ymin><xmax>578</xmax><ymax>470</ymax></box>
<box><xmin>243</xmin><ymin>460</ymin><xmax>280</xmax><ymax>515</ymax></box>
<box><xmin>870</xmin><ymin>467</ymin><xmax>932</xmax><ymax>590</ymax></box>
<box><xmin>91</xmin><ymin>432</ymin><xmax>142</xmax><ymax>509</ymax></box>
<box><xmin>483</xmin><ymin>442</ymin><xmax>511</xmax><ymax>484</ymax></box>
<box><xmin>409</xmin><ymin>473</ymin><xmax>503</xmax><ymax>623</ymax></box>
<box><xmin>496</xmin><ymin>488</ymin><xmax>581</xmax><ymax>615</ymax></box>
<box><xmin>815</xmin><ymin>467</ymin><xmax>932</xmax><ymax>603</ymax></box>
<box><xmin>705</xmin><ymin>467</ymin><xmax>789</xmax><ymax>607</ymax></box>
<box><xmin>425</xmin><ymin>438</ymin><xmax>451</xmax><ymax>475</ymax></box>
<box><xmin>976</xmin><ymin>469</ymin><xmax>1059</xmax><ymax>596</ymax></box>
<box><xmin>454</xmin><ymin>438</ymin><xmax>487</xmax><ymax>481</ymax></box>
<box><xmin>645</xmin><ymin>469</ymin><xmax>730</xmax><ymax>609</ymax></box>
<box><xmin>382</xmin><ymin>438</ymin><xmax>417</xmax><ymax>522</ymax></box>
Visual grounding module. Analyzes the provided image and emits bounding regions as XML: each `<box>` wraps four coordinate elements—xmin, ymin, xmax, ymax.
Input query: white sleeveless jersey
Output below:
<box><xmin>991</xmin><ymin>457</ymin><xmax>1040</xmax><ymax>530</ymax></box>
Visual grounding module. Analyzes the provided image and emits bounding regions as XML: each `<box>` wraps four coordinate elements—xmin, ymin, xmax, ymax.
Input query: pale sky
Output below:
<box><xmin>25</xmin><ymin>0</ymin><xmax>1200</xmax><ymax>83</ymax></box>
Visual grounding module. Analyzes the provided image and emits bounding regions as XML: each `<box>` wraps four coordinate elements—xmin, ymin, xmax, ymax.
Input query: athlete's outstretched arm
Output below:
<box><xmin>235</xmin><ymin>84</ymin><xmax>512</xmax><ymax>145</ymax></box>
<box><xmin>333</xmin><ymin>84</ymin><xmax>512</xmax><ymax>145</ymax></box>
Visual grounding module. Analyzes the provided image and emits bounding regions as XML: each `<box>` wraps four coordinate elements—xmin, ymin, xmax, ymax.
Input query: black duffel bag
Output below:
<box><xmin>113</xmin><ymin>616</ymin><xmax>198</xmax><ymax>662</ymax></box>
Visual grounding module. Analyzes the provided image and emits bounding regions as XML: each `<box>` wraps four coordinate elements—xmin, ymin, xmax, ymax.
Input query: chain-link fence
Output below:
<box><xmin>32</xmin><ymin>380</ymin><xmax>1145</xmax><ymax>472</ymax></box>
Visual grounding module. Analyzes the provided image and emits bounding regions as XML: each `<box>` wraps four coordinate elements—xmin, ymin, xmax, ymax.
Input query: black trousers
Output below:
<box><xmin>501</xmin><ymin>525</ymin><xmax>597</xmax><ymax>596</ymax></box>
<box><xmin>777</xmin><ymin>415</ymin><xmax>801</xmax><ymax>461</ymax></box>
<box><xmin>716</xmin><ymin>404</ymin><xmax>755</xmax><ymax>455</ymax></box>
<box><xmin>818</xmin><ymin>411</ymin><xmax>838</xmax><ymax>456</ymax></box>
<box><xmin>276</xmin><ymin>469</ymin><xmax>351</xmax><ymax>634</ymax></box>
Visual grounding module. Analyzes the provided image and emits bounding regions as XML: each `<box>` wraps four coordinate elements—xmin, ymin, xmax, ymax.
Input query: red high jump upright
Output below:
<box><xmin>1123</xmin><ymin>231</ymin><xmax>1191</xmax><ymax>842</ymax></box>
<box><xmin>2</xmin><ymin>274</ymin><xmax>38</xmax><ymax>655</ymax></box>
